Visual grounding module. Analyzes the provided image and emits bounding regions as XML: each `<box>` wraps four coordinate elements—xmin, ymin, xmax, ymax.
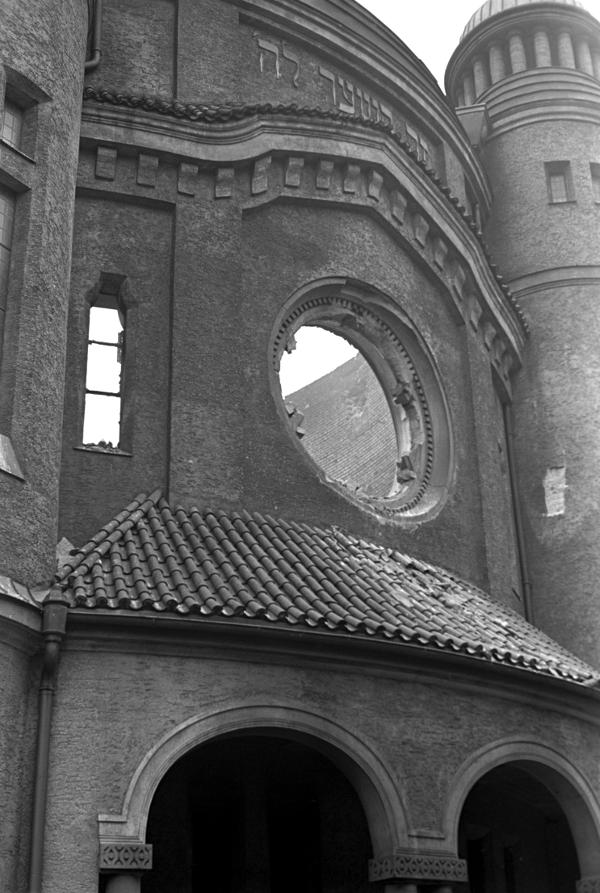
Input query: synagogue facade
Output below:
<box><xmin>1</xmin><ymin>1</ymin><xmax>600</xmax><ymax>891</ymax></box>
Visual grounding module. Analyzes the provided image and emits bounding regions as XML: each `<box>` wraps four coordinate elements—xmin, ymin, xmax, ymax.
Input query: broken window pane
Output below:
<box><xmin>83</xmin><ymin>301</ymin><xmax>125</xmax><ymax>448</ymax></box>
<box><xmin>85</xmin><ymin>342</ymin><xmax>121</xmax><ymax>393</ymax></box>
<box><xmin>83</xmin><ymin>393</ymin><xmax>121</xmax><ymax>447</ymax></box>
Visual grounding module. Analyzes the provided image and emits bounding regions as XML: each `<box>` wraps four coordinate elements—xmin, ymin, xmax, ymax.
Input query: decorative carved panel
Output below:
<box><xmin>99</xmin><ymin>843</ymin><xmax>153</xmax><ymax>872</ymax></box>
<box><xmin>577</xmin><ymin>877</ymin><xmax>600</xmax><ymax>893</ymax></box>
<box><xmin>369</xmin><ymin>853</ymin><xmax>468</xmax><ymax>883</ymax></box>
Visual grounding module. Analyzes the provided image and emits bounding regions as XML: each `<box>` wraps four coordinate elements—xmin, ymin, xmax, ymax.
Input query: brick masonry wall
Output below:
<box><xmin>167</xmin><ymin>196</ymin><xmax>499</xmax><ymax>588</ymax></box>
<box><xmin>59</xmin><ymin>194</ymin><xmax>174</xmax><ymax>545</ymax></box>
<box><xmin>484</xmin><ymin>122</ymin><xmax>600</xmax><ymax>663</ymax></box>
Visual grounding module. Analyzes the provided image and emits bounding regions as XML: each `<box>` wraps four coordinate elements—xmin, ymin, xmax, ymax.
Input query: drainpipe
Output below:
<box><xmin>85</xmin><ymin>0</ymin><xmax>103</xmax><ymax>72</ymax></box>
<box><xmin>503</xmin><ymin>403</ymin><xmax>534</xmax><ymax>623</ymax></box>
<box><xmin>28</xmin><ymin>588</ymin><xmax>69</xmax><ymax>893</ymax></box>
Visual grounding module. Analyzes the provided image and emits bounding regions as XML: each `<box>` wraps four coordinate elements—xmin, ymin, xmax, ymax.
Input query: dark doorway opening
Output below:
<box><xmin>459</xmin><ymin>763</ymin><xmax>580</xmax><ymax>893</ymax></box>
<box><xmin>142</xmin><ymin>733</ymin><xmax>373</xmax><ymax>893</ymax></box>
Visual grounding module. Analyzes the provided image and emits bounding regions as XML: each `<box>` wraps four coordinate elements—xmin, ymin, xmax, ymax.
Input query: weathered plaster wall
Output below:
<box><xmin>0</xmin><ymin>617</ymin><xmax>40</xmax><ymax>893</ymax></box>
<box><xmin>512</xmin><ymin>283</ymin><xmax>600</xmax><ymax>663</ymax></box>
<box><xmin>41</xmin><ymin>639</ymin><xmax>600</xmax><ymax>892</ymax></box>
<box><xmin>484</xmin><ymin>121</ymin><xmax>600</xmax><ymax>662</ymax></box>
<box><xmin>0</xmin><ymin>0</ymin><xmax>87</xmax><ymax>584</ymax></box>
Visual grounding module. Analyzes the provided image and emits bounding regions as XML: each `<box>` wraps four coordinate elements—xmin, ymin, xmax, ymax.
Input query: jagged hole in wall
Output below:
<box><xmin>279</xmin><ymin>326</ymin><xmax>399</xmax><ymax>498</ymax></box>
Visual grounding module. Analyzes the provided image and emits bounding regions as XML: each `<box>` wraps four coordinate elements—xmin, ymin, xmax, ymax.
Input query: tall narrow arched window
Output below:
<box><xmin>83</xmin><ymin>284</ymin><xmax>126</xmax><ymax>449</ymax></box>
<box><xmin>0</xmin><ymin>185</ymin><xmax>16</xmax><ymax>347</ymax></box>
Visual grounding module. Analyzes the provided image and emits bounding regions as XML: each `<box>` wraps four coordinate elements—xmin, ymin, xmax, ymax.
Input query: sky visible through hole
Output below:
<box><xmin>83</xmin><ymin>306</ymin><xmax>123</xmax><ymax>446</ymax></box>
<box><xmin>279</xmin><ymin>328</ymin><xmax>358</xmax><ymax>397</ymax></box>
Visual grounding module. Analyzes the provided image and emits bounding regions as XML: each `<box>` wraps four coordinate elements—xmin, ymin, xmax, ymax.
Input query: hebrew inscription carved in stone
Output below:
<box><xmin>318</xmin><ymin>66</ymin><xmax>392</xmax><ymax>126</ymax></box>
<box><xmin>255</xmin><ymin>33</ymin><xmax>300</xmax><ymax>87</ymax></box>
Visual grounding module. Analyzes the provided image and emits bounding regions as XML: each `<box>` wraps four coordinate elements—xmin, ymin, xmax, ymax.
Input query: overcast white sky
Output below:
<box><xmin>355</xmin><ymin>0</ymin><xmax>600</xmax><ymax>87</ymax></box>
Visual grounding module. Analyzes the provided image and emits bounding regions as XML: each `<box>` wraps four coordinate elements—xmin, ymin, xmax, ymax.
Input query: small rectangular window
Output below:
<box><xmin>591</xmin><ymin>163</ymin><xmax>600</xmax><ymax>203</ymax></box>
<box><xmin>545</xmin><ymin>161</ymin><xmax>574</xmax><ymax>204</ymax></box>
<box><xmin>1</xmin><ymin>99</ymin><xmax>23</xmax><ymax>150</ymax></box>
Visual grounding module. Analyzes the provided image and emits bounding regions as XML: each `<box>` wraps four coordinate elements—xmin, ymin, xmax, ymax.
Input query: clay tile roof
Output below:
<box><xmin>54</xmin><ymin>491</ymin><xmax>599</xmax><ymax>686</ymax></box>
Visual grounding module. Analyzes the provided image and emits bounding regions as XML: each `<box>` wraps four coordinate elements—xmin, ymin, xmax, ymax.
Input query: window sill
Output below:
<box><xmin>74</xmin><ymin>444</ymin><xmax>132</xmax><ymax>457</ymax></box>
<box><xmin>0</xmin><ymin>138</ymin><xmax>34</xmax><ymax>163</ymax></box>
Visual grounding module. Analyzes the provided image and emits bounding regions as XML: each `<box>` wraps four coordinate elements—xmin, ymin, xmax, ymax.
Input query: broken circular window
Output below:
<box><xmin>272</xmin><ymin>283</ymin><xmax>453</xmax><ymax>520</ymax></box>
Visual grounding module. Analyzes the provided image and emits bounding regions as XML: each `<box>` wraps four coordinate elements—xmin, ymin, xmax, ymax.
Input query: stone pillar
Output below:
<box><xmin>473</xmin><ymin>56</ymin><xmax>490</xmax><ymax>97</ymax></box>
<box><xmin>593</xmin><ymin>49</ymin><xmax>600</xmax><ymax>80</ymax></box>
<box><xmin>463</xmin><ymin>71</ymin><xmax>475</xmax><ymax>105</ymax></box>
<box><xmin>508</xmin><ymin>32</ymin><xmax>527</xmax><ymax>73</ymax></box>
<box><xmin>557</xmin><ymin>31</ymin><xmax>576</xmax><ymax>68</ymax></box>
<box><xmin>533</xmin><ymin>30</ymin><xmax>552</xmax><ymax>67</ymax></box>
<box><xmin>575</xmin><ymin>38</ymin><xmax>594</xmax><ymax>75</ymax></box>
<box><xmin>106</xmin><ymin>875</ymin><xmax>141</xmax><ymax>893</ymax></box>
<box><xmin>489</xmin><ymin>43</ymin><xmax>507</xmax><ymax>82</ymax></box>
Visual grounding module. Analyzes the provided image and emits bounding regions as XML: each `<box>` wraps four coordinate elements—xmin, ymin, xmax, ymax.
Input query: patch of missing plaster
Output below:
<box><xmin>543</xmin><ymin>466</ymin><xmax>566</xmax><ymax>517</ymax></box>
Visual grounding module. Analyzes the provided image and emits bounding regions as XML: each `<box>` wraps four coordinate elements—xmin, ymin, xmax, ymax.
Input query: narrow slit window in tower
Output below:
<box><xmin>0</xmin><ymin>185</ymin><xmax>15</xmax><ymax>345</ymax></box>
<box><xmin>83</xmin><ymin>294</ymin><xmax>125</xmax><ymax>449</ymax></box>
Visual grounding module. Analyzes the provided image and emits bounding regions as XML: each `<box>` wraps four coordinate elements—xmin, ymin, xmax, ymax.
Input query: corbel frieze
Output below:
<box><xmin>221</xmin><ymin>153</ymin><xmax>520</xmax><ymax>391</ymax></box>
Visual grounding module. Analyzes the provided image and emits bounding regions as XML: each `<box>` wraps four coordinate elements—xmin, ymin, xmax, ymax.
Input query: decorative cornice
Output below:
<box><xmin>99</xmin><ymin>843</ymin><xmax>153</xmax><ymax>872</ymax></box>
<box><xmin>369</xmin><ymin>852</ymin><xmax>468</xmax><ymax>883</ymax></box>
<box><xmin>482</xmin><ymin>68</ymin><xmax>600</xmax><ymax>137</ymax></box>
<box><xmin>238</xmin><ymin>153</ymin><xmax>521</xmax><ymax>392</ymax></box>
<box><xmin>509</xmin><ymin>265</ymin><xmax>600</xmax><ymax>297</ymax></box>
<box><xmin>82</xmin><ymin>86</ymin><xmax>528</xmax><ymax>342</ymax></box>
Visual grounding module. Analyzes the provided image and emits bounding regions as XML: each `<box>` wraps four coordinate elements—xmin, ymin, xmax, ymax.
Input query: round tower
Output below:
<box><xmin>447</xmin><ymin>0</ymin><xmax>600</xmax><ymax>666</ymax></box>
<box><xmin>0</xmin><ymin>0</ymin><xmax>88</xmax><ymax>583</ymax></box>
<box><xmin>0</xmin><ymin>2</ymin><xmax>88</xmax><ymax>890</ymax></box>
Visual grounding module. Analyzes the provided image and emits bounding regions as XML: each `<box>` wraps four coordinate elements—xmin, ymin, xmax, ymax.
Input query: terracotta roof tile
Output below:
<box><xmin>53</xmin><ymin>491</ymin><xmax>599</xmax><ymax>686</ymax></box>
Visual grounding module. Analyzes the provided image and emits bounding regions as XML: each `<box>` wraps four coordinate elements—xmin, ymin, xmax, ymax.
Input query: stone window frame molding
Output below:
<box><xmin>590</xmin><ymin>162</ymin><xmax>600</xmax><ymax>203</ymax></box>
<box><xmin>544</xmin><ymin>159</ymin><xmax>576</xmax><ymax>204</ymax></box>
<box><xmin>0</xmin><ymin>65</ymin><xmax>50</xmax><ymax>161</ymax></box>
<box><xmin>77</xmin><ymin>272</ymin><xmax>138</xmax><ymax>457</ymax></box>
<box><xmin>270</xmin><ymin>277</ymin><xmax>455</xmax><ymax>524</ymax></box>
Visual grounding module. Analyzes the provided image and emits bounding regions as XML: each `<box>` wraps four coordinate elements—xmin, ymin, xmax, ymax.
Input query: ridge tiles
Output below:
<box><xmin>54</xmin><ymin>491</ymin><xmax>599</xmax><ymax>686</ymax></box>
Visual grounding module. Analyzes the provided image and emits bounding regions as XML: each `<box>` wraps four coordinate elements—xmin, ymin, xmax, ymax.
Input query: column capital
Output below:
<box><xmin>99</xmin><ymin>843</ymin><xmax>153</xmax><ymax>873</ymax></box>
<box><xmin>369</xmin><ymin>851</ymin><xmax>468</xmax><ymax>885</ymax></box>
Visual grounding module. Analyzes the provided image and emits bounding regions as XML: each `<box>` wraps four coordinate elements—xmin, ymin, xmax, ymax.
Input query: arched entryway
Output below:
<box><xmin>458</xmin><ymin>762</ymin><xmax>581</xmax><ymax>893</ymax></box>
<box><xmin>141</xmin><ymin>732</ymin><xmax>373</xmax><ymax>893</ymax></box>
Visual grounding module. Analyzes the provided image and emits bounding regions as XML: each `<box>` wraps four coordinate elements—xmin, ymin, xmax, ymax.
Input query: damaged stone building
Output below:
<box><xmin>2</xmin><ymin>0</ymin><xmax>600</xmax><ymax>890</ymax></box>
